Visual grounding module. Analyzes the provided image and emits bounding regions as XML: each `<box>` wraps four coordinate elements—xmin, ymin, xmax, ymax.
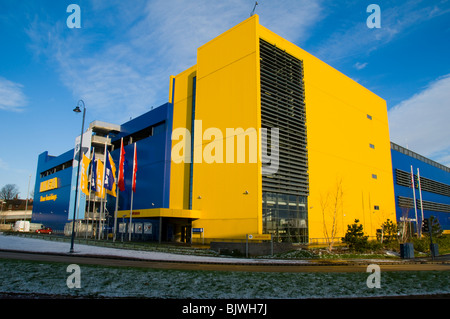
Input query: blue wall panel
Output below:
<box><xmin>106</xmin><ymin>103</ymin><xmax>172</xmax><ymax>213</ymax></box>
<box><xmin>109</xmin><ymin>132</ymin><xmax>168</xmax><ymax>212</ymax></box>
<box><xmin>391</xmin><ymin>149</ymin><xmax>450</xmax><ymax>231</ymax></box>
<box><xmin>32</xmin><ymin>150</ymin><xmax>74</xmax><ymax>231</ymax></box>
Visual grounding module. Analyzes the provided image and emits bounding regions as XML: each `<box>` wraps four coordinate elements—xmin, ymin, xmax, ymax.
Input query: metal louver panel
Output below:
<box><xmin>260</xmin><ymin>39</ymin><xmax>308</xmax><ymax>196</ymax></box>
<box><xmin>395</xmin><ymin>169</ymin><xmax>450</xmax><ymax>197</ymax></box>
<box><xmin>397</xmin><ymin>196</ymin><xmax>450</xmax><ymax>213</ymax></box>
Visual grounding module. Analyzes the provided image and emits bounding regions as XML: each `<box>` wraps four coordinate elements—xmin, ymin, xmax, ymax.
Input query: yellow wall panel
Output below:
<box><xmin>191</xmin><ymin>16</ymin><xmax>262</xmax><ymax>239</ymax></box>
<box><xmin>169</xmin><ymin>66</ymin><xmax>197</xmax><ymax>210</ymax></box>
<box><xmin>258</xmin><ymin>22</ymin><xmax>396</xmax><ymax>241</ymax></box>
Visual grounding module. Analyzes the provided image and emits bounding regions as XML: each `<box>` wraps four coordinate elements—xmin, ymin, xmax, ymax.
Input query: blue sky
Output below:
<box><xmin>1</xmin><ymin>0</ymin><xmax>449</xmax><ymax>198</ymax></box>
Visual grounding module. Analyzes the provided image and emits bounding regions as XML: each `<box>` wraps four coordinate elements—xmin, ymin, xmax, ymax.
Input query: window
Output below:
<box><xmin>369</xmin><ymin>143</ymin><xmax>375</xmax><ymax>149</ymax></box>
<box><xmin>372</xmin><ymin>174</ymin><xmax>378</xmax><ymax>179</ymax></box>
<box><xmin>395</xmin><ymin>168</ymin><xmax>450</xmax><ymax>197</ymax></box>
<box><xmin>262</xmin><ymin>192</ymin><xmax>308</xmax><ymax>243</ymax></box>
<box><xmin>40</xmin><ymin>160</ymin><xmax>73</xmax><ymax>178</ymax></box>
<box><xmin>367</xmin><ymin>114</ymin><xmax>373</xmax><ymax>120</ymax></box>
<box><xmin>374</xmin><ymin>205</ymin><xmax>380</xmax><ymax>210</ymax></box>
<box><xmin>111</xmin><ymin>121</ymin><xmax>166</xmax><ymax>149</ymax></box>
<box><xmin>129</xmin><ymin>125</ymin><xmax>154</xmax><ymax>143</ymax></box>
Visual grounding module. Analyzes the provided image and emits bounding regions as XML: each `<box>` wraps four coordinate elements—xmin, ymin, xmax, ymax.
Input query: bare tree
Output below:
<box><xmin>0</xmin><ymin>184</ymin><xmax>20</xmax><ymax>200</ymax></box>
<box><xmin>320</xmin><ymin>179</ymin><xmax>343</xmax><ymax>252</ymax></box>
<box><xmin>398</xmin><ymin>207</ymin><xmax>411</xmax><ymax>244</ymax></box>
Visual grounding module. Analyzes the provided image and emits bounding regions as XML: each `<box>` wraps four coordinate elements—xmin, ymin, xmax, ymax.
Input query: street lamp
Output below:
<box><xmin>70</xmin><ymin>100</ymin><xmax>86</xmax><ymax>253</ymax></box>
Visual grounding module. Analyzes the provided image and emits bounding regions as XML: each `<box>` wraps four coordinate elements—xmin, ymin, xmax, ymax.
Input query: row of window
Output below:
<box><xmin>366</xmin><ymin>115</ymin><xmax>379</xmax><ymax>181</ymax></box>
<box><xmin>397</xmin><ymin>196</ymin><xmax>450</xmax><ymax>213</ymax></box>
<box><xmin>368</xmin><ymin>116</ymin><xmax>382</xmax><ymax>211</ymax></box>
<box><xmin>368</xmin><ymin>130</ymin><xmax>380</xmax><ymax>181</ymax></box>
<box><xmin>395</xmin><ymin>169</ymin><xmax>450</xmax><ymax>198</ymax></box>
<box><xmin>111</xmin><ymin>121</ymin><xmax>165</xmax><ymax>150</ymax></box>
<box><xmin>391</xmin><ymin>142</ymin><xmax>450</xmax><ymax>173</ymax></box>
<box><xmin>40</xmin><ymin>121</ymin><xmax>166</xmax><ymax>179</ymax></box>
<box><xmin>40</xmin><ymin>160</ymin><xmax>72</xmax><ymax>178</ymax></box>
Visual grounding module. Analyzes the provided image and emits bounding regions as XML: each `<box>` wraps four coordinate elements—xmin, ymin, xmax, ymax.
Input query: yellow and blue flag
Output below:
<box><xmin>105</xmin><ymin>151</ymin><xmax>117</xmax><ymax>197</ymax></box>
<box><xmin>80</xmin><ymin>153</ymin><xmax>90</xmax><ymax>196</ymax></box>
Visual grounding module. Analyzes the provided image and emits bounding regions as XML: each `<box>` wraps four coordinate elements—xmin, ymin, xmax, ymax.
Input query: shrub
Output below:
<box><xmin>379</xmin><ymin>219</ymin><xmax>398</xmax><ymax>243</ymax></box>
<box><xmin>366</xmin><ymin>240</ymin><xmax>383</xmax><ymax>252</ymax></box>
<box><xmin>342</xmin><ymin>219</ymin><xmax>369</xmax><ymax>252</ymax></box>
<box><xmin>411</xmin><ymin>237</ymin><xmax>430</xmax><ymax>253</ymax></box>
<box><xmin>422</xmin><ymin>215</ymin><xmax>443</xmax><ymax>238</ymax></box>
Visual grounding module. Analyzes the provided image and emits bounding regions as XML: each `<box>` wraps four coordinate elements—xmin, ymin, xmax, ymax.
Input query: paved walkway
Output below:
<box><xmin>1</xmin><ymin>250</ymin><xmax>450</xmax><ymax>273</ymax></box>
<box><xmin>1</xmin><ymin>234</ymin><xmax>449</xmax><ymax>272</ymax></box>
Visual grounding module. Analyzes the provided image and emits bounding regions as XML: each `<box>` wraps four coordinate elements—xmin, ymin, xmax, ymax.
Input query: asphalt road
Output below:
<box><xmin>1</xmin><ymin>250</ymin><xmax>449</xmax><ymax>273</ymax></box>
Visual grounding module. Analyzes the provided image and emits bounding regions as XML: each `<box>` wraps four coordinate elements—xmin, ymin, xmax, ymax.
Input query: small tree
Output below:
<box><xmin>320</xmin><ymin>179</ymin><xmax>343</xmax><ymax>252</ymax></box>
<box><xmin>379</xmin><ymin>219</ymin><xmax>398</xmax><ymax>243</ymax></box>
<box><xmin>398</xmin><ymin>208</ymin><xmax>412</xmax><ymax>244</ymax></box>
<box><xmin>423</xmin><ymin>216</ymin><xmax>443</xmax><ymax>239</ymax></box>
<box><xmin>342</xmin><ymin>219</ymin><xmax>369</xmax><ymax>251</ymax></box>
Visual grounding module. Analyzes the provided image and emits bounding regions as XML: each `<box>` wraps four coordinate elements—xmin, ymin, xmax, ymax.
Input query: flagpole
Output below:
<box><xmin>129</xmin><ymin>142</ymin><xmax>136</xmax><ymax>241</ymax></box>
<box><xmin>113</xmin><ymin>180</ymin><xmax>119</xmax><ymax>242</ymax></box>
<box><xmin>86</xmin><ymin>188</ymin><xmax>91</xmax><ymax>239</ymax></box>
<box><xmin>410</xmin><ymin>165</ymin><xmax>418</xmax><ymax>236</ymax></box>
<box><xmin>417</xmin><ymin>168</ymin><xmax>424</xmax><ymax>237</ymax></box>
<box><xmin>92</xmin><ymin>193</ymin><xmax>97</xmax><ymax>238</ymax></box>
<box><xmin>86</xmin><ymin>148</ymin><xmax>94</xmax><ymax>239</ymax></box>
<box><xmin>129</xmin><ymin>189</ymin><xmax>134</xmax><ymax>241</ymax></box>
<box><xmin>78</xmin><ymin>152</ymin><xmax>91</xmax><ymax>238</ymax></box>
<box><xmin>98</xmin><ymin>140</ymin><xmax>108</xmax><ymax>240</ymax></box>
<box><xmin>76</xmin><ymin>183</ymin><xmax>81</xmax><ymax>235</ymax></box>
<box><xmin>113</xmin><ymin>138</ymin><xmax>123</xmax><ymax>242</ymax></box>
<box><xmin>90</xmin><ymin>151</ymin><xmax>97</xmax><ymax>238</ymax></box>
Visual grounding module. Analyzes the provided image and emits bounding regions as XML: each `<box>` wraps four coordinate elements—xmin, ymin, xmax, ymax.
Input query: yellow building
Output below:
<box><xmin>118</xmin><ymin>15</ymin><xmax>396</xmax><ymax>244</ymax></box>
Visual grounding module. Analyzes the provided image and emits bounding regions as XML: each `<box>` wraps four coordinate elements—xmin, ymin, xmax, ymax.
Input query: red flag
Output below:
<box><xmin>132</xmin><ymin>143</ymin><xmax>137</xmax><ymax>193</ymax></box>
<box><xmin>118</xmin><ymin>138</ymin><xmax>126</xmax><ymax>192</ymax></box>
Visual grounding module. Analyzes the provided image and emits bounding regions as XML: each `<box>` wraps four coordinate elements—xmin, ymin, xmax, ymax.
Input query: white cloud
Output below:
<box><xmin>388</xmin><ymin>74</ymin><xmax>450</xmax><ymax>167</ymax></box>
<box><xmin>256</xmin><ymin>0</ymin><xmax>323</xmax><ymax>42</ymax></box>
<box><xmin>25</xmin><ymin>0</ymin><xmax>323</xmax><ymax>123</ymax></box>
<box><xmin>0</xmin><ymin>77</ymin><xmax>27</xmax><ymax>112</ymax></box>
<box><xmin>314</xmin><ymin>1</ymin><xmax>450</xmax><ymax>63</ymax></box>
<box><xmin>354</xmin><ymin>62</ymin><xmax>368</xmax><ymax>70</ymax></box>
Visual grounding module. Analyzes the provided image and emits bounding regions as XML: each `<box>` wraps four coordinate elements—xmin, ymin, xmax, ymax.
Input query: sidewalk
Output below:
<box><xmin>1</xmin><ymin>233</ymin><xmax>449</xmax><ymax>267</ymax></box>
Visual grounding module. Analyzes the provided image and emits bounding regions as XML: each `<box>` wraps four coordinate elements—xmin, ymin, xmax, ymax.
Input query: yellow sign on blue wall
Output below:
<box><xmin>40</xmin><ymin>177</ymin><xmax>59</xmax><ymax>192</ymax></box>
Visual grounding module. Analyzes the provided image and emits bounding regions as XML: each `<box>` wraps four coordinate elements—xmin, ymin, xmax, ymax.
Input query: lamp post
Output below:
<box><xmin>70</xmin><ymin>100</ymin><xmax>86</xmax><ymax>253</ymax></box>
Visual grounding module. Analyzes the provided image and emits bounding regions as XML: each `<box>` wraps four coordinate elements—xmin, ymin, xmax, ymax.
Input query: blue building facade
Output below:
<box><xmin>107</xmin><ymin>102</ymin><xmax>172</xmax><ymax>212</ymax></box>
<box><xmin>32</xmin><ymin>102</ymin><xmax>173</xmax><ymax>237</ymax></box>
<box><xmin>391</xmin><ymin>142</ymin><xmax>450</xmax><ymax>233</ymax></box>
<box><xmin>105</xmin><ymin>102</ymin><xmax>174</xmax><ymax>241</ymax></box>
<box><xmin>31</xmin><ymin>150</ymin><xmax>74</xmax><ymax>230</ymax></box>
